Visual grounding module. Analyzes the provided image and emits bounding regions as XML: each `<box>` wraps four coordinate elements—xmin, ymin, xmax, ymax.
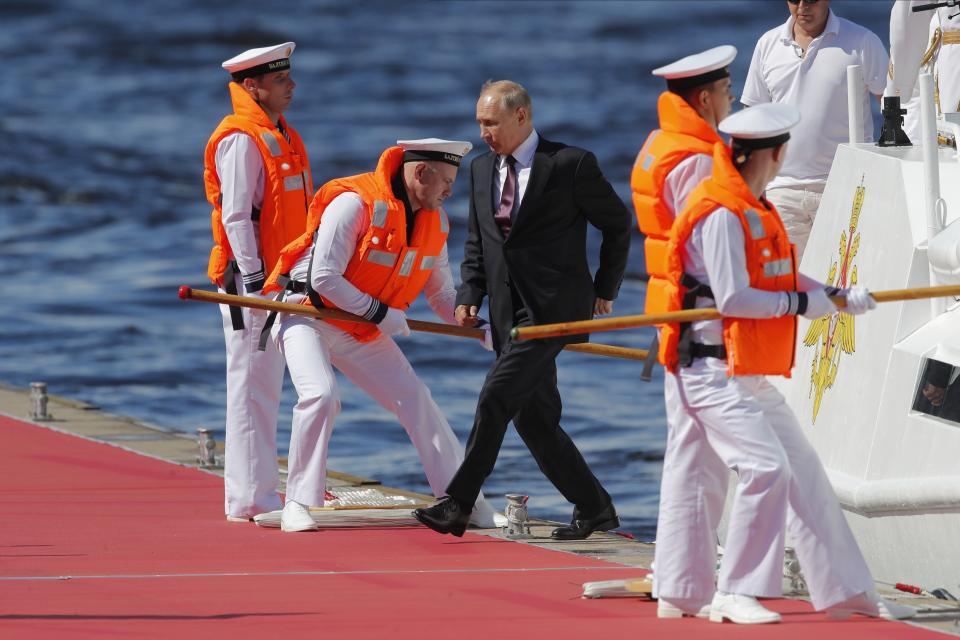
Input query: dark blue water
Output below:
<box><xmin>0</xmin><ymin>0</ymin><xmax>890</xmax><ymax>539</ymax></box>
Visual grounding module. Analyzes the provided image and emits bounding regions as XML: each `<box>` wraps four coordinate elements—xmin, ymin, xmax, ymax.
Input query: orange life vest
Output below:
<box><xmin>266</xmin><ymin>146</ymin><xmax>449</xmax><ymax>342</ymax></box>
<box><xmin>203</xmin><ymin>82</ymin><xmax>312</xmax><ymax>285</ymax></box>
<box><xmin>650</xmin><ymin>142</ymin><xmax>798</xmax><ymax>377</ymax></box>
<box><xmin>631</xmin><ymin>91</ymin><xmax>722</xmax><ymax>313</ymax></box>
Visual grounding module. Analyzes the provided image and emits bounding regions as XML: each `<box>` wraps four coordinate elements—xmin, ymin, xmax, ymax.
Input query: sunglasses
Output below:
<box><xmin>787</xmin><ymin>0</ymin><xmax>820</xmax><ymax>4</ymax></box>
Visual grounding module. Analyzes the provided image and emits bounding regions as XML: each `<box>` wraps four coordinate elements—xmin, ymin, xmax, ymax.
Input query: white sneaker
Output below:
<box><xmin>709</xmin><ymin>592</ymin><xmax>781</xmax><ymax>624</ymax></box>
<box><xmin>826</xmin><ymin>591</ymin><xmax>917</xmax><ymax>620</ymax></box>
<box><xmin>280</xmin><ymin>501</ymin><xmax>319</xmax><ymax>532</ymax></box>
<box><xmin>877</xmin><ymin>597</ymin><xmax>918</xmax><ymax>620</ymax></box>
<box><xmin>225</xmin><ymin>515</ymin><xmax>251</xmax><ymax>523</ymax></box>
<box><xmin>657</xmin><ymin>598</ymin><xmax>711</xmax><ymax>619</ymax></box>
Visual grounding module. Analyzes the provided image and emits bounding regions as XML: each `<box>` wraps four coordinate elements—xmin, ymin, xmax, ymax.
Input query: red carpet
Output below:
<box><xmin>0</xmin><ymin>414</ymin><xmax>938</xmax><ymax>639</ymax></box>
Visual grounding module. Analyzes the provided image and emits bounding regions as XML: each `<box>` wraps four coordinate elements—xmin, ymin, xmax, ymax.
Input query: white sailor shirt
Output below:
<box><xmin>215</xmin><ymin>132</ymin><xmax>266</xmax><ymax>289</ymax></box>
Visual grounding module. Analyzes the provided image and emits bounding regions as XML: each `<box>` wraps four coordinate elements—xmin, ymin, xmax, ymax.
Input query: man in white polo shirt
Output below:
<box><xmin>742</xmin><ymin>0</ymin><xmax>887</xmax><ymax>260</ymax></box>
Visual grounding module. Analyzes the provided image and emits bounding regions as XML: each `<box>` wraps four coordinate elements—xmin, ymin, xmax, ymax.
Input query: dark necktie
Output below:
<box><xmin>495</xmin><ymin>155</ymin><xmax>517</xmax><ymax>237</ymax></box>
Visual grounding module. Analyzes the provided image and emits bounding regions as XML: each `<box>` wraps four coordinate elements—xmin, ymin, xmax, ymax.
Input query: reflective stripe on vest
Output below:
<box><xmin>763</xmin><ymin>257</ymin><xmax>792</xmax><ymax>278</ymax></box>
<box><xmin>372</xmin><ymin>200</ymin><xmax>388</xmax><ymax>227</ymax></box>
<box><xmin>420</xmin><ymin>255</ymin><xmax>436</xmax><ymax>270</ymax></box>
<box><xmin>399</xmin><ymin>249</ymin><xmax>418</xmax><ymax>276</ymax></box>
<box><xmin>638</xmin><ymin>130</ymin><xmax>660</xmax><ymax>172</ymax></box>
<box><xmin>743</xmin><ymin>208</ymin><xmax>766</xmax><ymax>240</ymax></box>
<box><xmin>367</xmin><ymin>250</ymin><xmax>398</xmax><ymax>267</ymax></box>
<box><xmin>260</xmin><ymin>131</ymin><xmax>283</xmax><ymax>157</ymax></box>
<box><xmin>284</xmin><ymin>175</ymin><xmax>304</xmax><ymax>191</ymax></box>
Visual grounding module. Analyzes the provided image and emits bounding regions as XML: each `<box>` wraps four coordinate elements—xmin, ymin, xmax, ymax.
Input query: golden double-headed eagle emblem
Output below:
<box><xmin>803</xmin><ymin>177</ymin><xmax>865</xmax><ymax>423</ymax></box>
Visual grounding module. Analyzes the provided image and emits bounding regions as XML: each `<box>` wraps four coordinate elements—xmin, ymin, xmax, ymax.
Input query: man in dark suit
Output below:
<box><xmin>414</xmin><ymin>80</ymin><xmax>632</xmax><ymax>539</ymax></box>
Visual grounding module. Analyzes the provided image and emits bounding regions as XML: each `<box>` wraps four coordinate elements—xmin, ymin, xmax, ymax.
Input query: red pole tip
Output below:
<box><xmin>178</xmin><ymin>286</ymin><xmax>191</xmax><ymax>300</ymax></box>
<box><xmin>895</xmin><ymin>583</ymin><xmax>923</xmax><ymax>594</ymax></box>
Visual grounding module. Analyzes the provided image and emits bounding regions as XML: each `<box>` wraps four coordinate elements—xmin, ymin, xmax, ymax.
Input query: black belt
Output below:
<box><xmin>688</xmin><ymin>343</ymin><xmax>727</xmax><ymax>361</ymax></box>
<box><xmin>283</xmin><ymin>279</ymin><xmax>308</xmax><ymax>294</ymax></box>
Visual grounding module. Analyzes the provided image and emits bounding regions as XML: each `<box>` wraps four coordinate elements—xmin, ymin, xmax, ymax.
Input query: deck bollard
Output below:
<box><xmin>29</xmin><ymin>382</ymin><xmax>51</xmax><ymax>421</ymax></box>
<box><xmin>196</xmin><ymin>428</ymin><xmax>218</xmax><ymax>467</ymax></box>
<box><xmin>503</xmin><ymin>493</ymin><xmax>532</xmax><ymax>538</ymax></box>
<box><xmin>783</xmin><ymin>546</ymin><xmax>807</xmax><ymax>594</ymax></box>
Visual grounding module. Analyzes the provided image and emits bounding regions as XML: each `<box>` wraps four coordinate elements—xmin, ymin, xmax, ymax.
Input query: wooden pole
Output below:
<box><xmin>178</xmin><ymin>286</ymin><xmax>650</xmax><ymax>361</ymax></box>
<box><xmin>179</xmin><ymin>286</ymin><xmax>478</xmax><ymax>339</ymax></box>
<box><xmin>511</xmin><ymin>284</ymin><xmax>960</xmax><ymax>342</ymax></box>
<box><xmin>563</xmin><ymin>343</ymin><xmax>649</xmax><ymax>361</ymax></box>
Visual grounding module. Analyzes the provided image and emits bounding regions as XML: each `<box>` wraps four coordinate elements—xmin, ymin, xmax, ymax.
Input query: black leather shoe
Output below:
<box><xmin>413</xmin><ymin>496</ymin><xmax>470</xmax><ymax>537</ymax></box>
<box><xmin>551</xmin><ymin>503</ymin><xmax>619</xmax><ymax>540</ymax></box>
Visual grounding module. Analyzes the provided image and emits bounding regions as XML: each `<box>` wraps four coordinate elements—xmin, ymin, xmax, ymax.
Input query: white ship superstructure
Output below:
<box><xmin>777</xmin><ymin>67</ymin><xmax>960</xmax><ymax>589</ymax></box>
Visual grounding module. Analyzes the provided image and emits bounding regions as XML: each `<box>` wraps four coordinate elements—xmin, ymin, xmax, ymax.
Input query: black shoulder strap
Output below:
<box><xmin>222</xmin><ymin>261</ymin><xmax>244</xmax><ymax>331</ymax></box>
<box><xmin>304</xmin><ymin>231</ymin><xmax>327</xmax><ymax>311</ymax></box>
<box><xmin>676</xmin><ymin>273</ymin><xmax>715</xmax><ymax>368</ymax></box>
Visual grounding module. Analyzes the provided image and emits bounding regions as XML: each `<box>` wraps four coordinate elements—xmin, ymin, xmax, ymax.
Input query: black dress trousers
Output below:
<box><xmin>445</xmin><ymin>293</ymin><xmax>612</xmax><ymax>518</ymax></box>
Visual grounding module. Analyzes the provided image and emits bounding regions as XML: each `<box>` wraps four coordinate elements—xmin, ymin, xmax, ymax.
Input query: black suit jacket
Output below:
<box><xmin>456</xmin><ymin>136</ymin><xmax>632</xmax><ymax>350</ymax></box>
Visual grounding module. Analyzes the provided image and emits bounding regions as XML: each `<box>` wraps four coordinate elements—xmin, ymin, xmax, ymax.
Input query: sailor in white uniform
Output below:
<box><xmin>656</xmin><ymin>104</ymin><xmax>915</xmax><ymax>624</ymax></box>
<box><xmin>206</xmin><ymin>43</ymin><xmax>309</xmax><ymax>521</ymax></box>
<box><xmin>887</xmin><ymin>0</ymin><xmax>960</xmax><ymax>142</ymax></box>
<box><xmin>267</xmin><ymin>139</ymin><xmax>500</xmax><ymax>532</ymax></box>
<box><xmin>631</xmin><ymin>45</ymin><xmax>736</xmax><ymax>620</ymax></box>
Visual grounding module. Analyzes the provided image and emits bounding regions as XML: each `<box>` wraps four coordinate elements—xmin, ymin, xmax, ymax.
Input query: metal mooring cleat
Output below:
<box><xmin>196</xmin><ymin>428</ymin><xmax>218</xmax><ymax>467</ymax></box>
<box><xmin>783</xmin><ymin>547</ymin><xmax>807</xmax><ymax>595</ymax></box>
<box><xmin>29</xmin><ymin>382</ymin><xmax>51</xmax><ymax>421</ymax></box>
<box><xmin>503</xmin><ymin>493</ymin><xmax>532</xmax><ymax>538</ymax></box>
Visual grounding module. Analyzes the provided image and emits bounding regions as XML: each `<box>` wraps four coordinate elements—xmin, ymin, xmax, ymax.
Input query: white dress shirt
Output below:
<box><xmin>289</xmin><ymin>192</ymin><xmax>458</xmax><ymax>324</ymax></box>
<box><xmin>742</xmin><ymin>10</ymin><xmax>888</xmax><ymax>189</ymax></box>
<box><xmin>215</xmin><ymin>132</ymin><xmax>266</xmax><ymax>279</ymax></box>
<box><xmin>494</xmin><ymin>129</ymin><xmax>539</xmax><ymax>208</ymax></box>
<box><xmin>662</xmin><ymin>154</ymin><xmax>714</xmax><ymax>217</ymax></box>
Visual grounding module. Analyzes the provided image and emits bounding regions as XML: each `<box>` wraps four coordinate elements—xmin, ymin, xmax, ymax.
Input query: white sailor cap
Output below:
<box><xmin>222</xmin><ymin>42</ymin><xmax>296</xmax><ymax>80</ymax></box>
<box><xmin>398</xmin><ymin>138</ymin><xmax>473</xmax><ymax>167</ymax></box>
<box><xmin>653</xmin><ymin>45</ymin><xmax>737</xmax><ymax>92</ymax></box>
<box><xmin>720</xmin><ymin>103</ymin><xmax>801</xmax><ymax>149</ymax></box>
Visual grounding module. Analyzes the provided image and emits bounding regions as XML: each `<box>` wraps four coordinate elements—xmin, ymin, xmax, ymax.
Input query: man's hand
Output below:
<box><xmin>455</xmin><ymin>304</ymin><xmax>481</xmax><ymax>327</ymax></box>
<box><xmin>839</xmin><ymin>286</ymin><xmax>876</xmax><ymax>315</ymax></box>
<box><xmin>379</xmin><ymin>307</ymin><xmax>411</xmax><ymax>337</ymax></box>
<box><xmin>923</xmin><ymin>383</ymin><xmax>946</xmax><ymax>407</ymax></box>
<box><xmin>594</xmin><ymin>298</ymin><xmax>614</xmax><ymax>316</ymax></box>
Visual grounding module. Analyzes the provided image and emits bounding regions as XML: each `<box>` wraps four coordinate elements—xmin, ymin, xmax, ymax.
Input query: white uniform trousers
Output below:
<box><xmin>653</xmin><ymin>369</ymin><xmax>729</xmax><ymax>608</ymax></box>
<box><xmin>939</xmin><ymin>40</ymin><xmax>960</xmax><ymax>117</ymax></box>
<box><xmin>765</xmin><ymin>184</ymin><xmax>824</xmax><ymax>262</ymax></box>
<box><xmin>276</xmin><ymin>311</ymin><xmax>496</xmax><ymax>521</ymax></box>
<box><xmin>655</xmin><ymin>357</ymin><xmax>875</xmax><ymax>610</ymax></box>
<box><xmin>219</xmin><ymin>279</ymin><xmax>285</xmax><ymax>518</ymax></box>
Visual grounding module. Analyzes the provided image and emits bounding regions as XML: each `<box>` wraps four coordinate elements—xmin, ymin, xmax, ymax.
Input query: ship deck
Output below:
<box><xmin>1</xmin><ymin>384</ymin><xmax>957</xmax><ymax>638</ymax></box>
